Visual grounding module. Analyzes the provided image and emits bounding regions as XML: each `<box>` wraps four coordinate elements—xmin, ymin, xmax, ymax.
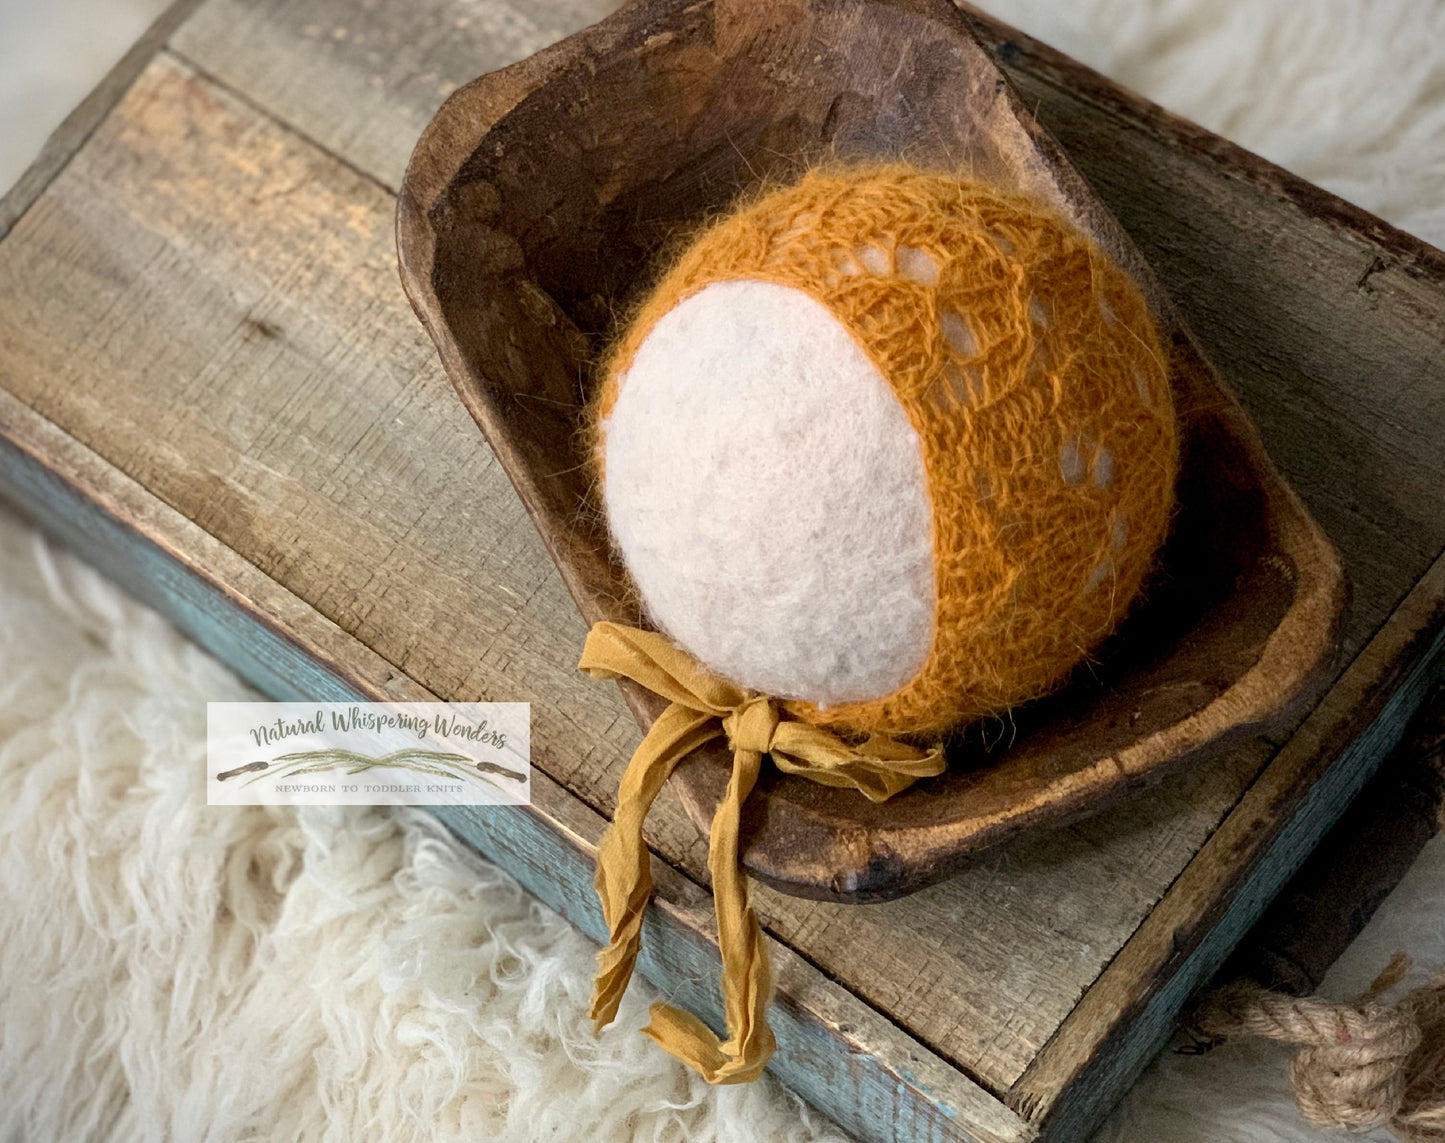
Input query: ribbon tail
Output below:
<box><xmin>591</xmin><ymin>703</ymin><xmax>720</xmax><ymax>1030</ymax></box>
<box><xmin>767</xmin><ymin>725</ymin><xmax>946</xmax><ymax>803</ymax></box>
<box><xmin>642</xmin><ymin>744</ymin><xmax>777</xmax><ymax>1083</ymax></box>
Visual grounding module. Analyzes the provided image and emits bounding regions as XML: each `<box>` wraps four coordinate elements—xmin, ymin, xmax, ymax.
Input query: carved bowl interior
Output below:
<box><xmin>396</xmin><ymin>0</ymin><xmax>1349</xmax><ymax>902</ymax></box>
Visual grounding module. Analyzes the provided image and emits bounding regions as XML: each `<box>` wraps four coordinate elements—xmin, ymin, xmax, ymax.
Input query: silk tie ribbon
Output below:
<box><xmin>578</xmin><ymin>620</ymin><xmax>946</xmax><ymax>1084</ymax></box>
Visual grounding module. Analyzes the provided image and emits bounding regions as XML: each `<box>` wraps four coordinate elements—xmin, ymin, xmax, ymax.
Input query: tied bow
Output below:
<box><xmin>579</xmin><ymin>621</ymin><xmax>946</xmax><ymax>1084</ymax></box>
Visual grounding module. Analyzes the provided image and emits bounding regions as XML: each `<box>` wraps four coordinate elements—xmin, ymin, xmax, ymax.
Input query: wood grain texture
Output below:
<box><xmin>172</xmin><ymin>0</ymin><xmax>1445</xmax><ymax>670</ymax></box>
<box><xmin>0</xmin><ymin>0</ymin><xmax>1443</xmax><ymax>1136</ymax></box>
<box><xmin>394</xmin><ymin>0</ymin><xmax>1346</xmax><ymax>901</ymax></box>
<box><xmin>0</xmin><ymin>51</ymin><xmax>1252</xmax><ymax>1093</ymax></box>
<box><xmin>1226</xmin><ymin>681</ymin><xmax>1445</xmax><ymax>996</ymax></box>
<box><xmin>0</xmin><ymin>387</ymin><xmax>1030</xmax><ymax>1143</ymax></box>
<box><xmin>0</xmin><ymin>0</ymin><xmax>207</xmax><ymax>241</ymax></box>
<box><xmin>171</xmin><ymin>0</ymin><xmax>621</xmax><ymax>191</ymax></box>
<box><xmin>959</xmin><ymin>7</ymin><xmax>1445</xmax><ymax>660</ymax></box>
<box><xmin>1011</xmin><ymin>546</ymin><xmax>1445</xmax><ymax>1132</ymax></box>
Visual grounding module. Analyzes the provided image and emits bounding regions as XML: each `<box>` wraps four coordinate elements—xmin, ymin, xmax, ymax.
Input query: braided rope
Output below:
<box><xmin>1196</xmin><ymin>957</ymin><xmax>1445</xmax><ymax>1141</ymax></box>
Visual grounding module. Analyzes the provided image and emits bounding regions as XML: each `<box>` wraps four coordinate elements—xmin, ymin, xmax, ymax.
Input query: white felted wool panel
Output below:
<box><xmin>3</xmin><ymin>0</ymin><xmax>1444</xmax><ymax>1139</ymax></box>
<box><xmin>602</xmin><ymin>278</ymin><xmax>935</xmax><ymax>705</ymax></box>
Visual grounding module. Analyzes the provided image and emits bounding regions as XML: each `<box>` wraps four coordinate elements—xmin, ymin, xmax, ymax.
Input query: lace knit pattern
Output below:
<box><xmin>592</xmin><ymin>165</ymin><xmax>1181</xmax><ymax>737</ymax></box>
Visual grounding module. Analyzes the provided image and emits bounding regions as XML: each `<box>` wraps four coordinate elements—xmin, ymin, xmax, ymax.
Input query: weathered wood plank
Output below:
<box><xmin>0</xmin><ymin>386</ymin><xmax>1031</xmax><ymax>1143</ymax></box>
<box><xmin>1226</xmin><ymin>684</ymin><xmax>1445</xmax><ymax>996</ymax></box>
<box><xmin>172</xmin><ymin>0</ymin><xmax>1445</xmax><ymax>665</ymax></box>
<box><xmin>0</xmin><ymin>0</ymin><xmax>208</xmax><ymax>241</ymax></box>
<box><xmin>171</xmin><ymin>0</ymin><xmax>622</xmax><ymax>191</ymax></box>
<box><xmin>0</xmin><ymin>52</ymin><xmax>1267</xmax><ymax>1092</ymax></box>
<box><xmin>1011</xmin><ymin>546</ymin><xmax>1445</xmax><ymax>1132</ymax></box>
<box><xmin>959</xmin><ymin>6</ymin><xmax>1445</xmax><ymax>660</ymax></box>
<box><xmin>5</xmin><ymin>2</ymin><xmax>1445</xmax><ymax>1135</ymax></box>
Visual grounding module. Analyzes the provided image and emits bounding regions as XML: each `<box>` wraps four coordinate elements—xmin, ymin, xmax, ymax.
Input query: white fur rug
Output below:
<box><xmin>2</xmin><ymin>1</ymin><xmax>1443</xmax><ymax>1140</ymax></box>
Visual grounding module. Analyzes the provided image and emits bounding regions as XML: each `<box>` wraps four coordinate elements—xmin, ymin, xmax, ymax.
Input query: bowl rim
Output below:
<box><xmin>395</xmin><ymin>0</ymin><xmax>1350</xmax><ymax>901</ymax></box>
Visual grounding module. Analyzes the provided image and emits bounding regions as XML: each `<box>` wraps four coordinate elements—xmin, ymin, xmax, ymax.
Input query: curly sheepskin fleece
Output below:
<box><xmin>3</xmin><ymin>0</ymin><xmax>1445</xmax><ymax>1140</ymax></box>
<box><xmin>595</xmin><ymin>167</ymin><xmax>1179</xmax><ymax>737</ymax></box>
<box><xmin>0</xmin><ymin>512</ymin><xmax>844</xmax><ymax>1143</ymax></box>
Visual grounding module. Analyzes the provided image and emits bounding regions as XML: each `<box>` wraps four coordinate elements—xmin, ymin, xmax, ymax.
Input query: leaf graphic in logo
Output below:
<box><xmin>216</xmin><ymin>748</ymin><xmax>524</xmax><ymax>791</ymax></box>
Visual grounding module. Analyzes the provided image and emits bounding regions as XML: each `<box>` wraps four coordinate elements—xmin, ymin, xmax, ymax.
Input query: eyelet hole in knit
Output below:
<box><xmin>1093</xmin><ymin>446</ymin><xmax>1115</xmax><ymax>489</ymax></box>
<box><xmin>1112</xmin><ymin>515</ymin><xmax>1128</xmax><ymax>551</ymax></box>
<box><xmin>1060</xmin><ymin>436</ymin><xmax>1087</xmax><ymax>485</ymax></box>
<box><xmin>896</xmin><ymin>245</ymin><xmax>940</xmax><ymax>285</ymax></box>
<box><xmin>1083</xmin><ymin>559</ymin><xmax>1113</xmax><ymax>594</ymax></box>
<box><xmin>1135</xmin><ymin>366</ymin><xmax>1153</xmax><ymax>406</ymax></box>
<box><xmin>941</xmin><ymin>309</ymin><xmax>978</xmax><ymax>357</ymax></box>
<box><xmin>989</xmin><ymin>229</ymin><xmax>1017</xmax><ymax>257</ymax></box>
<box><xmin>857</xmin><ymin>242</ymin><xmax>893</xmax><ymax>275</ymax></box>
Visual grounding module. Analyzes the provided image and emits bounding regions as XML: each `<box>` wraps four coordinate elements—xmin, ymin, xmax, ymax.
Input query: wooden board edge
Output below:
<box><xmin>956</xmin><ymin>2</ymin><xmax>1445</xmax><ymax>280</ymax></box>
<box><xmin>11</xmin><ymin>8</ymin><xmax>1445</xmax><ymax>1132</ymax></box>
<box><xmin>0</xmin><ymin>0</ymin><xmax>208</xmax><ymax>241</ymax></box>
<box><xmin>394</xmin><ymin>0</ymin><xmax>1351</xmax><ymax>907</ymax></box>
<box><xmin>0</xmin><ymin>387</ymin><xmax>1033</xmax><ymax>1143</ymax></box>
<box><xmin>1010</xmin><ymin>543</ymin><xmax>1445</xmax><ymax>1136</ymax></box>
<box><xmin>432</xmin><ymin>797</ymin><xmax>1035</xmax><ymax>1143</ymax></box>
<box><xmin>1225</xmin><ymin>682</ymin><xmax>1445</xmax><ymax>995</ymax></box>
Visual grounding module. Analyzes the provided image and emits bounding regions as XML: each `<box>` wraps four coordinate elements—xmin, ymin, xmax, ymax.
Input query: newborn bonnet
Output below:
<box><xmin>592</xmin><ymin>164</ymin><xmax>1179</xmax><ymax>737</ymax></box>
<box><xmin>579</xmin><ymin>162</ymin><xmax>1180</xmax><ymax>1084</ymax></box>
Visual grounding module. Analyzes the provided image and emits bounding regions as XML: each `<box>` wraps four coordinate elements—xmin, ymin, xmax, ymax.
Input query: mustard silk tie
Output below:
<box><xmin>578</xmin><ymin>621</ymin><xmax>947</xmax><ymax>1083</ymax></box>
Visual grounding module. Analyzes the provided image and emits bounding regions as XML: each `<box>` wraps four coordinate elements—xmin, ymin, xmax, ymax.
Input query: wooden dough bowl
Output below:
<box><xmin>396</xmin><ymin>0</ymin><xmax>1349</xmax><ymax>902</ymax></box>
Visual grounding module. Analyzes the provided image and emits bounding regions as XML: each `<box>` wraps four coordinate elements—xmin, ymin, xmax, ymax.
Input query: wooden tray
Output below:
<box><xmin>396</xmin><ymin>0</ymin><xmax>1348</xmax><ymax>901</ymax></box>
<box><xmin>6</xmin><ymin>0</ymin><xmax>1445</xmax><ymax>1136</ymax></box>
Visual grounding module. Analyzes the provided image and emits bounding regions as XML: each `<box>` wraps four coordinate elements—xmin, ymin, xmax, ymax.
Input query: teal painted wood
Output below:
<box><xmin>0</xmin><ymin>418</ymin><xmax>348</xmax><ymax>706</ymax></box>
<box><xmin>1025</xmin><ymin>558</ymin><xmax>1445</xmax><ymax>1137</ymax></box>
<box><xmin>0</xmin><ymin>402</ymin><xmax>1030</xmax><ymax>1143</ymax></box>
<box><xmin>10</xmin><ymin>388</ymin><xmax>1445</xmax><ymax>1142</ymax></box>
<box><xmin>433</xmin><ymin>799</ymin><xmax>1021</xmax><ymax>1142</ymax></box>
